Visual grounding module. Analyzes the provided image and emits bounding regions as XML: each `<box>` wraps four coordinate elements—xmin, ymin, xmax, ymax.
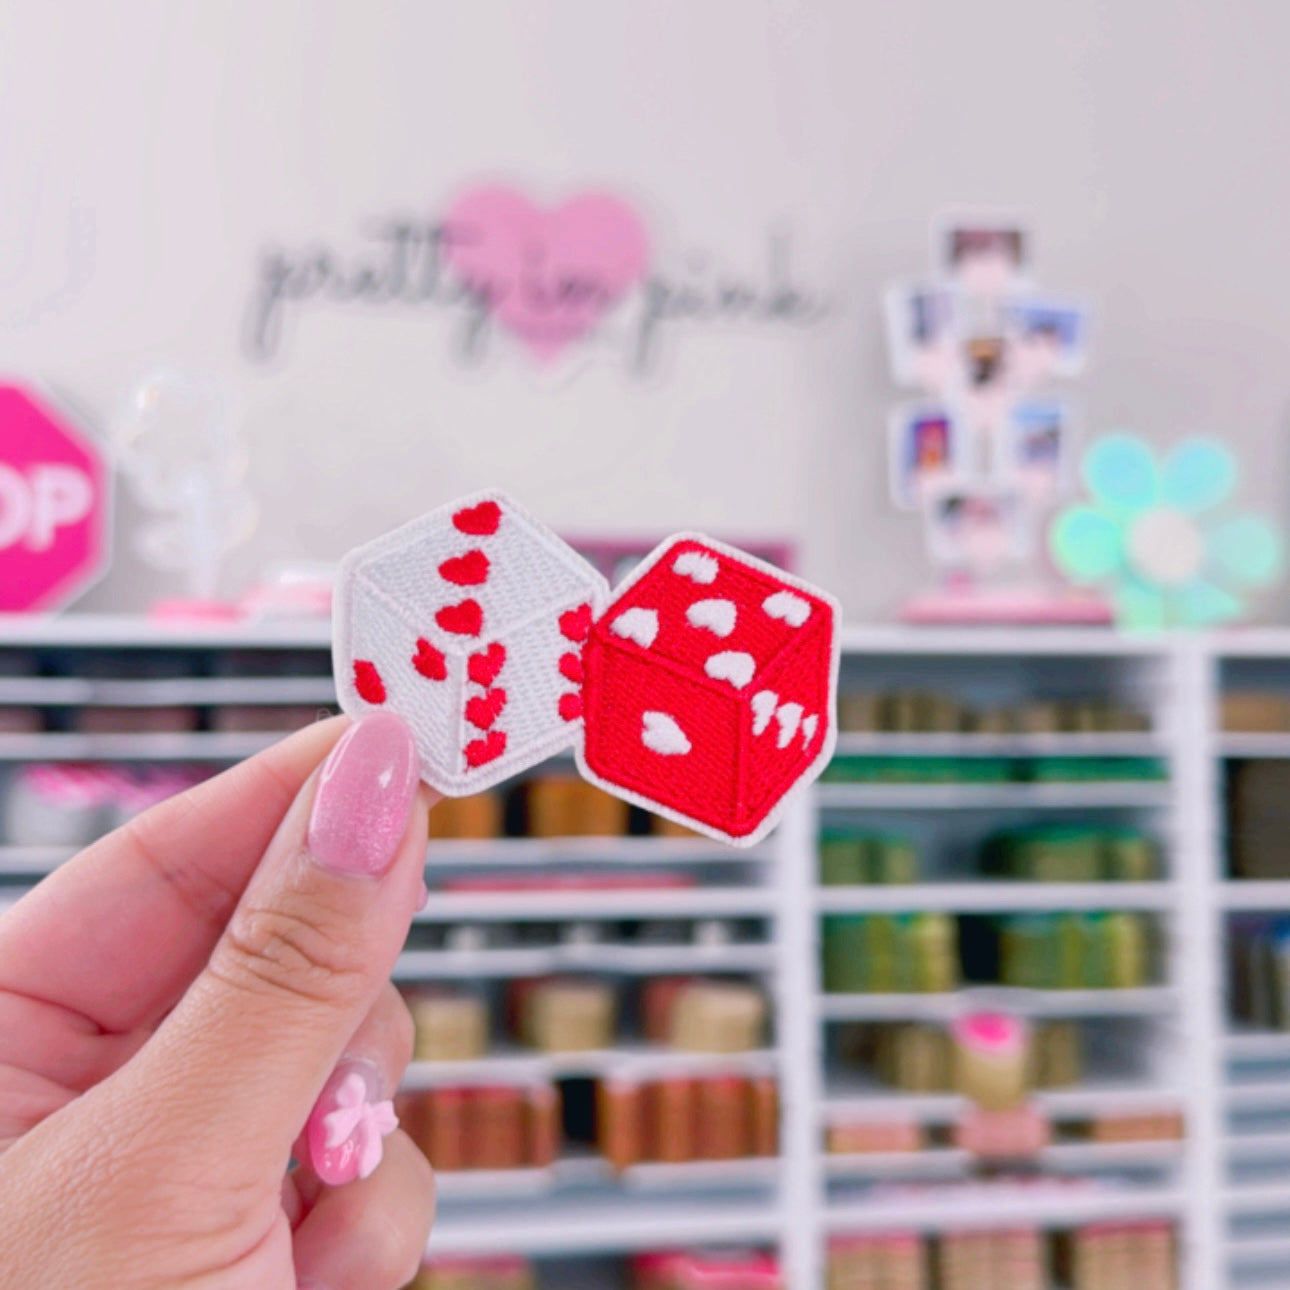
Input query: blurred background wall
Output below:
<box><xmin>1</xmin><ymin>0</ymin><xmax>1287</xmax><ymax>620</ymax></box>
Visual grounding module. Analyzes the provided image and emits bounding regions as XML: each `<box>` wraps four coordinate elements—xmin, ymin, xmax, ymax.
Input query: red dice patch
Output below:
<box><xmin>334</xmin><ymin>495</ymin><xmax>839</xmax><ymax>846</ymax></box>
<box><xmin>577</xmin><ymin>535</ymin><xmax>838</xmax><ymax>845</ymax></box>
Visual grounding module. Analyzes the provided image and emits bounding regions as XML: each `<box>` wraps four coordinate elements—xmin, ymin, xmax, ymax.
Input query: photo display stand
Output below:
<box><xmin>884</xmin><ymin>219</ymin><xmax>1111</xmax><ymax>624</ymax></box>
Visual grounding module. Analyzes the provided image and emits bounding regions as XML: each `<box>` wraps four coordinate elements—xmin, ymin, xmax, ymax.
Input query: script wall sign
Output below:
<box><xmin>244</xmin><ymin>185</ymin><xmax>829</xmax><ymax>376</ymax></box>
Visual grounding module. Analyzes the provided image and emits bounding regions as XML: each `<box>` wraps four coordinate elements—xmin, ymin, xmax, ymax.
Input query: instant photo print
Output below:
<box><xmin>888</xmin><ymin>404</ymin><xmax>964</xmax><ymax>509</ymax></box>
<box><xmin>1004</xmin><ymin>400</ymin><xmax>1072</xmax><ymax>499</ymax></box>
<box><xmin>941</xmin><ymin>220</ymin><xmax>1028</xmax><ymax>297</ymax></box>
<box><xmin>964</xmin><ymin>334</ymin><xmax>1008</xmax><ymax>390</ymax></box>
<box><xmin>884</xmin><ymin>283</ymin><xmax>958</xmax><ymax>388</ymax></box>
<box><xmin>923</xmin><ymin>483</ymin><xmax>1031</xmax><ymax>571</ymax></box>
<box><xmin>1006</xmin><ymin>297</ymin><xmax>1089</xmax><ymax>382</ymax></box>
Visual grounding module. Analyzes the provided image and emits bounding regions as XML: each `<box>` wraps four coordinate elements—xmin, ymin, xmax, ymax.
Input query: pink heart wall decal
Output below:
<box><xmin>443</xmin><ymin>186</ymin><xmax>651</xmax><ymax>363</ymax></box>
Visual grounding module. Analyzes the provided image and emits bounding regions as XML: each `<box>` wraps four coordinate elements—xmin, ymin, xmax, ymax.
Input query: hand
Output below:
<box><xmin>0</xmin><ymin>712</ymin><xmax>438</xmax><ymax>1289</ymax></box>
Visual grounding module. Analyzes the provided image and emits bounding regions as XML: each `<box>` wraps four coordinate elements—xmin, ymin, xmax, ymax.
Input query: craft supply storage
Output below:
<box><xmin>4</xmin><ymin>616</ymin><xmax>1288</xmax><ymax>1290</ymax></box>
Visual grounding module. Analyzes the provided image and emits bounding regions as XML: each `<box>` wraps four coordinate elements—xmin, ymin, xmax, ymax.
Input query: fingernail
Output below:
<box><xmin>305</xmin><ymin>1059</ymin><xmax>399</xmax><ymax>1186</ymax></box>
<box><xmin>298</xmin><ymin>1281</ymin><xmax>328</xmax><ymax>1290</ymax></box>
<box><xmin>308</xmin><ymin>714</ymin><xmax>419</xmax><ymax>876</ymax></box>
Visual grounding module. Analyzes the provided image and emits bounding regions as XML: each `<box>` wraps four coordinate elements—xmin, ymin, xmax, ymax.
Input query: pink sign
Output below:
<box><xmin>443</xmin><ymin>186</ymin><xmax>650</xmax><ymax>362</ymax></box>
<box><xmin>0</xmin><ymin>385</ymin><xmax>110</xmax><ymax>612</ymax></box>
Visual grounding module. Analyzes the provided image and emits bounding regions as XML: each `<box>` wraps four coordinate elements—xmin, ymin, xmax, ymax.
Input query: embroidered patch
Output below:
<box><xmin>333</xmin><ymin>489</ymin><xmax>609</xmax><ymax>794</ymax></box>
<box><xmin>576</xmin><ymin>532</ymin><xmax>839</xmax><ymax>847</ymax></box>
<box><xmin>335</xmin><ymin>498</ymin><xmax>839</xmax><ymax>843</ymax></box>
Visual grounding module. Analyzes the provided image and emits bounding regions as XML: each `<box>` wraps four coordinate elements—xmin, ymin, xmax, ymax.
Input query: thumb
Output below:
<box><xmin>133</xmin><ymin>712</ymin><xmax>432</xmax><ymax>1177</ymax></box>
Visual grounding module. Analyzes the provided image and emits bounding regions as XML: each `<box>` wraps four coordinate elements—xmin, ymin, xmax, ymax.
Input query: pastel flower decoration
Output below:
<box><xmin>1050</xmin><ymin>434</ymin><xmax>1284</xmax><ymax>628</ymax></box>
<box><xmin>322</xmin><ymin>1071</ymin><xmax>398</xmax><ymax>1180</ymax></box>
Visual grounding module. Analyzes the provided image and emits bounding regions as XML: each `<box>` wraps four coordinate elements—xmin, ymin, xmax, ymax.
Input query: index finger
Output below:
<box><xmin>0</xmin><ymin>717</ymin><xmax>350</xmax><ymax>1035</ymax></box>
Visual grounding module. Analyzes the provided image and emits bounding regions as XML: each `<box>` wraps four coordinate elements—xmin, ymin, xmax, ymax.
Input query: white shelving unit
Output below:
<box><xmin>1207</xmin><ymin>632</ymin><xmax>1290</xmax><ymax>1290</ymax></box>
<box><xmin>3</xmin><ymin>615</ymin><xmax>1287</xmax><ymax>1288</ymax></box>
<box><xmin>820</xmin><ymin>1078</ymin><xmax>1188</xmax><ymax>1127</ymax></box>
<box><xmin>803</xmin><ymin>629</ymin><xmax>1205</xmax><ymax>1290</ymax></box>
<box><xmin>815</xmin><ymin>781</ymin><xmax>1172</xmax><ymax>810</ymax></box>
<box><xmin>816</xmin><ymin>881</ymin><xmax>1176</xmax><ymax>913</ymax></box>
<box><xmin>401</xmin><ymin>1047</ymin><xmax>781</xmax><ymax>1088</ymax></box>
